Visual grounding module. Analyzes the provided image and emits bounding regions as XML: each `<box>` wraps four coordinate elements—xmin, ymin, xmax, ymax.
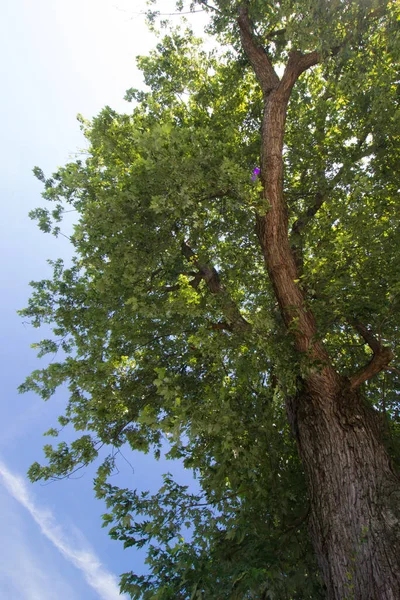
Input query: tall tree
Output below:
<box><xmin>21</xmin><ymin>1</ymin><xmax>400</xmax><ymax>598</ymax></box>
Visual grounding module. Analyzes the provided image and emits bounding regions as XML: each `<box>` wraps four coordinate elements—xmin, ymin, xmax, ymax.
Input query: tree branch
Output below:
<box><xmin>197</xmin><ymin>0</ymin><xmax>222</xmax><ymax>15</ymax></box>
<box><xmin>180</xmin><ymin>240</ymin><xmax>251</xmax><ymax>333</ymax></box>
<box><xmin>266</xmin><ymin>27</ymin><xmax>286</xmax><ymax>40</ymax></box>
<box><xmin>280</xmin><ymin>50</ymin><xmax>320</xmax><ymax>95</ymax></box>
<box><xmin>237</xmin><ymin>4</ymin><xmax>280</xmax><ymax>96</ymax></box>
<box><xmin>350</xmin><ymin>321</ymin><xmax>382</xmax><ymax>354</ymax></box>
<box><xmin>290</xmin><ymin>134</ymin><xmax>372</xmax><ymax>244</ymax></box>
<box><xmin>349</xmin><ymin>320</ymin><xmax>394</xmax><ymax>389</ymax></box>
<box><xmin>291</xmin><ymin>190</ymin><xmax>325</xmax><ymax>239</ymax></box>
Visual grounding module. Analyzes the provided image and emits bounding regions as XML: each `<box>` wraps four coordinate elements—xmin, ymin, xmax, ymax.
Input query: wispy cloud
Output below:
<box><xmin>0</xmin><ymin>458</ymin><xmax>125</xmax><ymax>600</ymax></box>
<box><xmin>0</xmin><ymin>514</ymin><xmax>77</xmax><ymax>600</ymax></box>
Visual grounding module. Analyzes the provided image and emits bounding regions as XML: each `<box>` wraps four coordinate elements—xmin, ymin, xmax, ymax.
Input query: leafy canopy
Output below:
<box><xmin>21</xmin><ymin>1</ymin><xmax>400</xmax><ymax>598</ymax></box>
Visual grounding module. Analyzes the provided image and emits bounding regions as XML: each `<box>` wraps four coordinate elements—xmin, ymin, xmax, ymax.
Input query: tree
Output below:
<box><xmin>20</xmin><ymin>1</ymin><xmax>400</xmax><ymax>598</ymax></box>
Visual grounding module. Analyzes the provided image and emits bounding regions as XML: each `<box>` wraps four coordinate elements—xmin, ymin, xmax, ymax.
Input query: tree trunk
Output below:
<box><xmin>236</xmin><ymin>7</ymin><xmax>400</xmax><ymax>595</ymax></box>
<box><xmin>257</xmin><ymin>59</ymin><xmax>400</xmax><ymax>600</ymax></box>
<box><xmin>287</xmin><ymin>375</ymin><xmax>400</xmax><ymax>599</ymax></box>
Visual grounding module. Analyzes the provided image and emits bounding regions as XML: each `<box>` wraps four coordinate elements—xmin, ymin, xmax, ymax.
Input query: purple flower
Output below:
<box><xmin>251</xmin><ymin>167</ymin><xmax>260</xmax><ymax>181</ymax></box>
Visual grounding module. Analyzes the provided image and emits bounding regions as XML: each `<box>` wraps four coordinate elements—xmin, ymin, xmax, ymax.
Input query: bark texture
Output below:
<box><xmin>237</xmin><ymin>5</ymin><xmax>400</xmax><ymax>598</ymax></box>
<box><xmin>287</xmin><ymin>378</ymin><xmax>400</xmax><ymax>599</ymax></box>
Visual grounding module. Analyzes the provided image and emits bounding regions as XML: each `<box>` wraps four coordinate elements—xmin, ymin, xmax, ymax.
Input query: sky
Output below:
<box><xmin>0</xmin><ymin>1</ymin><xmax>209</xmax><ymax>598</ymax></box>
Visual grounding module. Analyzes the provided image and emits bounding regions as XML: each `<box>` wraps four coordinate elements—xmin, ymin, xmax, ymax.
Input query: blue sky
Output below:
<box><xmin>0</xmin><ymin>1</ymin><xmax>207</xmax><ymax>597</ymax></box>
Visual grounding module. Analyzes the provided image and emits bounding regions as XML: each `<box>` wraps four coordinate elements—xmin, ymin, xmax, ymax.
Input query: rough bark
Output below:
<box><xmin>237</xmin><ymin>5</ymin><xmax>400</xmax><ymax>598</ymax></box>
<box><xmin>287</xmin><ymin>378</ymin><xmax>400</xmax><ymax>599</ymax></box>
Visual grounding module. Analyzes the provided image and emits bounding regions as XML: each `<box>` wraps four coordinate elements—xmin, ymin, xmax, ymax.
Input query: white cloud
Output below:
<box><xmin>0</xmin><ymin>518</ymin><xmax>77</xmax><ymax>600</ymax></box>
<box><xmin>0</xmin><ymin>459</ymin><xmax>125</xmax><ymax>600</ymax></box>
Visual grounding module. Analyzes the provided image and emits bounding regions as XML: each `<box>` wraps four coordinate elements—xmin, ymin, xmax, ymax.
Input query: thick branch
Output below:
<box><xmin>351</xmin><ymin>321</ymin><xmax>382</xmax><ymax>354</ymax></box>
<box><xmin>266</xmin><ymin>27</ymin><xmax>286</xmax><ymax>40</ymax></box>
<box><xmin>181</xmin><ymin>241</ymin><xmax>251</xmax><ymax>333</ymax></box>
<box><xmin>350</xmin><ymin>348</ymin><xmax>394</xmax><ymax>390</ymax></box>
<box><xmin>236</xmin><ymin>6</ymin><xmax>341</xmax><ymax>373</ymax></box>
<box><xmin>237</xmin><ymin>4</ymin><xmax>280</xmax><ymax>96</ymax></box>
<box><xmin>254</xmin><ymin>86</ymin><xmax>330</xmax><ymax>361</ymax></box>
<box><xmin>280</xmin><ymin>50</ymin><xmax>320</xmax><ymax>97</ymax></box>
<box><xmin>349</xmin><ymin>320</ymin><xmax>394</xmax><ymax>389</ymax></box>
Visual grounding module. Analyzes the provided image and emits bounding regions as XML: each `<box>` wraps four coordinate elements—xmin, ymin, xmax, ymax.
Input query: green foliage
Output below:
<box><xmin>20</xmin><ymin>1</ymin><xmax>400</xmax><ymax>597</ymax></box>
